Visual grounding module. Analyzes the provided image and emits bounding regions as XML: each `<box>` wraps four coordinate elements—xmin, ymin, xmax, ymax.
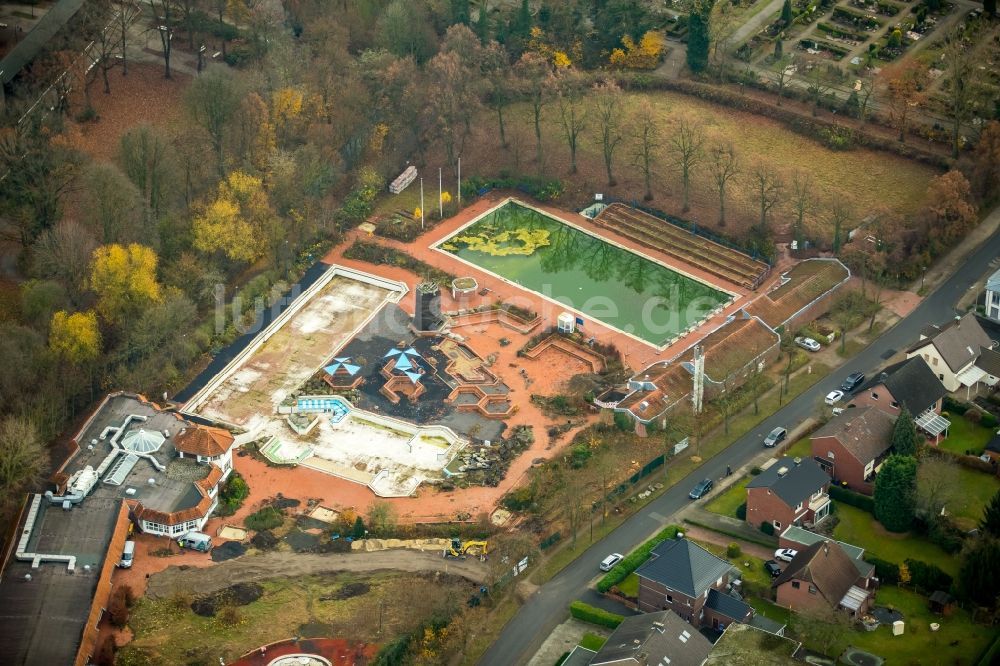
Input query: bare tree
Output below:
<box><xmin>828</xmin><ymin>201</ymin><xmax>852</xmax><ymax>256</ymax></box>
<box><xmin>514</xmin><ymin>51</ymin><xmax>554</xmax><ymax>171</ymax></box>
<box><xmin>151</xmin><ymin>0</ymin><xmax>175</xmax><ymax>79</ymax></box>
<box><xmin>789</xmin><ymin>170</ymin><xmax>813</xmax><ymax>250</ymax></box>
<box><xmin>708</xmin><ymin>142</ymin><xmax>738</xmax><ymax>226</ymax></box>
<box><xmin>592</xmin><ymin>79</ymin><xmax>624</xmax><ymax>187</ymax></box>
<box><xmin>114</xmin><ymin>0</ymin><xmax>142</xmax><ymax>76</ymax></box>
<box><xmin>805</xmin><ymin>62</ymin><xmax>834</xmax><ymax>116</ymax></box>
<box><xmin>857</xmin><ymin>71</ymin><xmax>876</xmax><ymax>123</ymax></box>
<box><xmin>917</xmin><ymin>457</ymin><xmax>960</xmax><ymax>518</ymax></box>
<box><xmin>942</xmin><ymin>36</ymin><xmax>979</xmax><ymax>159</ymax></box>
<box><xmin>668</xmin><ymin>117</ymin><xmax>705</xmax><ymax>213</ymax></box>
<box><xmin>631</xmin><ymin>98</ymin><xmax>662</xmax><ymax>200</ymax></box>
<box><xmin>555</xmin><ymin>69</ymin><xmax>589</xmax><ymax>175</ymax></box>
<box><xmin>482</xmin><ymin>41</ymin><xmax>513</xmax><ymax>148</ymax></box>
<box><xmin>751</xmin><ymin>165</ymin><xmax>782</xmax><ymax>232</ymax></box>
<box><xmin>789</xmin><ymin>605</ymin><xmax>851</xmax><ymax>657</ymax></box>
<box><xmin>186</xmin><ymin>66</ymin><xmax>244</xmax><ymax>176</ymax></box>
<box><xmin>771</xmin><ymin>56</ymin><xmax>793</xmax><ymax>104</ymax></box>
<box><xmin>0</xmin><ymin>416</ymin><xmax>46</xmax><ymax>505</ymax></box>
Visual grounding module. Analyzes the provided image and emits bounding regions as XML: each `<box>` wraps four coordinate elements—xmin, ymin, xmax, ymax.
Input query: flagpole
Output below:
<box><xmin>457</xmin><ymin>157</ymin><xmax>461</xmax><ymax>208</ymax></box>
<box><xmin>439</xmin><ymin>167</ymin><xmax>443</xmax><ymax>218</ymax></box>
<box><xmin>420</xmin><ymin>178</ymin><xmax>425</xmax><ymax>230</ymax></box>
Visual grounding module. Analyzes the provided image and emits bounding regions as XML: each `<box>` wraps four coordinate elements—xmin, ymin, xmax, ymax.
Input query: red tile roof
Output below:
<box><xmin>174</xmin><ymin>425</ymin><xmax>234</xmax><ymax>458</ymax></box>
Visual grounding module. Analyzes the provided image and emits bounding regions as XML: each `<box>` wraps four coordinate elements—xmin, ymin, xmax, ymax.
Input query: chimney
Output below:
<box><xmin>794</xmin><ymin>457</ymin><xmax>802</xmax><ymax>466</ymax></box>
<box><xmin>823</xmin><ymin>542</ymin><xmax>830</xmax><ymax>556</ymax></box>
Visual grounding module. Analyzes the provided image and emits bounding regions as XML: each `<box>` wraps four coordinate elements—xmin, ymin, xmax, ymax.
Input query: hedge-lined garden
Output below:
<box><xmin>596</xmin><ymin>525</ymin><xmax>681</xmax><ymax>593</ymax></box>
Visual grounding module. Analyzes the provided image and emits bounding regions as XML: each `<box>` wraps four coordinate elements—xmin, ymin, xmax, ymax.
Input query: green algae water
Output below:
<box><xmin>439</xmin><ymin>202</ymin><xmax>730</xmax><ymax>345</ymax></box>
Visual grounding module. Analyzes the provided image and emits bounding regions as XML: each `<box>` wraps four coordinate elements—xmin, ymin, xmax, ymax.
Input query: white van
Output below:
<box><xmin>177</xmin><ymin>531</ymin><xmax>212</xmax><ymax>552</ymax></box>
<box><xmin>118</xmin><ymin>540</ymin><xmax>135</xmax><ymax>568</ymax></box>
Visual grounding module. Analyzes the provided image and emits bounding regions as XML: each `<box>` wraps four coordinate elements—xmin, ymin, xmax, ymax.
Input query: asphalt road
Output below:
<box><xmin>480</xmin><ymin>223</ymin><xmax>1000</xmax><ymax>666</ymax></box>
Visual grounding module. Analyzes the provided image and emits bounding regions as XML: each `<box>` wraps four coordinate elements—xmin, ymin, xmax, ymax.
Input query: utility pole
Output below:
<box><xmin>439</xmin><ymin>167</ymin><xmax>443</xmax><ymax>218</ymax></box>
<box><xmin>457</xmin><ymin>157</ymin><xmax>462</xmax><ymax>208</ymax></box>
<box><xmin>420</xmin><ymin>178</ymin><xmax>425</xmax><ymax>230</ymax></box>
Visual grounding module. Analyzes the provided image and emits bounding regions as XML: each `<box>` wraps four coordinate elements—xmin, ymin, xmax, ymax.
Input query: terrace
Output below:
<box><xmin>595</xmin><ymin>203</ymin><xmax>771</xmax><ymax>290</ymax></box>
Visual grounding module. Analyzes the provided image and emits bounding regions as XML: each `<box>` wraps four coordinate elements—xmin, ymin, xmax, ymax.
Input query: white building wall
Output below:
<box><xmin>907</xmin><ymin>344</ymin><xmax>961</xmax><ymax>392</ymax></box>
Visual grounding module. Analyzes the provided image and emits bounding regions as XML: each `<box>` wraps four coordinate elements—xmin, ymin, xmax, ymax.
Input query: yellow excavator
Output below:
<box><xmin>445</xmin><ymin>539</ymin><xmax>488</xmax><ymax>559</ymax></box>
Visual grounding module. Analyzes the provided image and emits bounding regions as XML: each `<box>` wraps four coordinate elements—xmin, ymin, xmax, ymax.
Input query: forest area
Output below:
<box><xmin>0</xmin><ymin>0</ymin><xmax>998</xmax><ymax>545</ymax></box>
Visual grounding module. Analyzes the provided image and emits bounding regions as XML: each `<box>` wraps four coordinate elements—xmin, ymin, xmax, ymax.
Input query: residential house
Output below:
<box><xmin>745</xmin><ymin>457</ymin><xmax>831</xmax><ymax>531</ymax></box>
<box><xmin>849</xmin><ymin>357</ymin><xmax>950</xmax><ymax>442</ymax></box>
<box><xmin>810</xmin><ymin>406</ymin><xmax>896</xmax><ymax>494</ymax></box>
<box><xmin>703</xmin><ymin>623</ymin><xmax>802</xmax><ymax>666</ymax></box>
<box><xmin>984</xmin><ymin>268</ymin><xmax>1000</xmax><ymax>321</ymax></box>
<box><xmin>778</xmin><ymin>526</ymin><xmax>876</xmax><ymax>583</ymax></box>
<box><xmin>984</xmin><ymin>432</ymin><xmax>1000</xmax><ymax>463</ymax></box>
<box><xmin>906</xmin><ymin>312</ymin><xmax>993</xmax><ymax>394</ymax></box>
<box><xmin>635</xmin><ymin>537</ymin><xmax>753</xmax><ymax>630</ymax></box>
<box><xmin>773</xmin><ymin>541</ymin><xmax>875</xmax><ymax>615</ymax></box>
<box><xmin>588</xmin><ymin>610</ymin><xmax>713</xmax><ymax>666</ymax></box>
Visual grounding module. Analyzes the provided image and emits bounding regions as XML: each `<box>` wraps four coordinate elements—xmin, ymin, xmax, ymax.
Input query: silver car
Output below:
<box><xmin>795</xmin><ymin>336</ymin><xmax>821</xmax><ymax>352</ymax></box>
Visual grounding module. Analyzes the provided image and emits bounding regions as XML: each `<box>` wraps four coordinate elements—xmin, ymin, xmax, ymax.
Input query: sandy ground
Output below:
<box><xmin>193</xmin><ymin>276</ymin><xmax>393</xmax><ymax>426</ymax></box>
<box><xmin>144</xmin><ymin>549</ymin><xmax>488</xmax><ymax>599</ymax></box>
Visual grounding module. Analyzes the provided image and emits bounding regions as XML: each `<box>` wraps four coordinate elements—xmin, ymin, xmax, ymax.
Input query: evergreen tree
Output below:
<box><xmin>985</xmin><ymin>0</ymin><xmax>996</xmax><ymax>19</ymax></box>
<box><xmin>958</xmin><ymin>535</ymin><xmax>1000</xmax><ymax>607</ymax></box>
<box><xmin>514</xmin><ymin>0</ymin><xmax>532</xmax><ymax>37</ymax></box>
<box><xmin>981</xmin><ymin>489</ymin><xmax>1000</xmax><ymax>538</ymax></box>
<box><xmin>686</xmin><ymin>1</ymin><xmax>713</xmax><ymax>73</ymax></box>
<box><xmin>451</xmin><ymin>0</ymin><xmax>471</xmax><ymax>25</ymax></box>
<box><xmin>891</xmin><ymin>408</ymin><xmax>918</xmax><ymax>456</ymax></box>
<box><xmin>353</xmin><ymin>516</ymin><xmax>366</xmax><ymax>539</ymax></box>
<box><xmin>781</xmin><ymin>0</ymin><xmax>793</xmax><ymax>25</ymax></box>
<box><xmin>476</xmin><ymin>4</ymin><xmax>491</xmax><ymax>42</ymax></box>
<box><xmin>874</xmin><ymin>454</ymin><xmax>918</xmax><ymax>532</ymax></box>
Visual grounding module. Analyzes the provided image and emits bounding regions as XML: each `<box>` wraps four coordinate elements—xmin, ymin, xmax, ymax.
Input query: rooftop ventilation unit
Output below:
<box><xmin>777</xmin><ymin>466</ymin><xmax>789</xmax><ymax>476</ymax></box>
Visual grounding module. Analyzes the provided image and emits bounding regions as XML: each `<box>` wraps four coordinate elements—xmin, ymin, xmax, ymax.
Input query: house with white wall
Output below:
<box><xmin>906</xmin><ymin>313</ymin><xmax>994</xmax><ymax>394</ymax></box>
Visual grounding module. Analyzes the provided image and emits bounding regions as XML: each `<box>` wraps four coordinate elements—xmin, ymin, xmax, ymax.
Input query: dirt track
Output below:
<box><xmin>145</xmin><ymin>549</ymin><xmax>487</xmax><ymax>599</ymax></box>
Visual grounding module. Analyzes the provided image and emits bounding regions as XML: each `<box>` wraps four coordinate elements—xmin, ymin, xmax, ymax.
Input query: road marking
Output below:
<box><xmin>648</xmin><ymin>511</ymin><xmax>669</xmax><ymax>522</ymax></box>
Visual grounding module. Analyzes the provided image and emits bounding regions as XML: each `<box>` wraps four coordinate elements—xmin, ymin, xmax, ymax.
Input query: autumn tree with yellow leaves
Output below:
<box><xmin>89</xmin><ymin>244</ymin><xmax>162</xmax><ymax>324</ymax></box>
<box><xmin>193</xmin><ymin>171</ymin><xmax>278</xmax><ymax>264</ymax></box>
<box><xmin>609</xmin><ymin>31</ymin><xmax>666</xmax><ymax>69</ymax></box>
<box><xmin>49</xmin><ymin>310</ymin><xmax>102</xmax><ymax>365</ymax></box>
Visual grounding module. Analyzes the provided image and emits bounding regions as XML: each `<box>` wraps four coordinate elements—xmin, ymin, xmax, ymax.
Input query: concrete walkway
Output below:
<box><xmin>525</xmin><ymin>619</ymin><xmax>608</xmax><ymax>666</ymax></box>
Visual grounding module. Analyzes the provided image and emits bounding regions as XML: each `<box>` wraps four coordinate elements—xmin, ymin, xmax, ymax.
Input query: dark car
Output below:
<box><xmin>763</xmin><ymin>427</ymin><xmax>787</xmax><ymax>448</ymax></box>
<box><xmin>689</xmin><ymin>478</ymin><xmax>714</xmax><ymax>499</ymax></box>
<box><xmin>840</xmin><ymin>371</ymin><xmax>866</xmax><ymax>393</ymax></box>
<box><xmin>764</xmin><ymin>560</ymin><xmax>782</xmax><ymax>577</ymax></box>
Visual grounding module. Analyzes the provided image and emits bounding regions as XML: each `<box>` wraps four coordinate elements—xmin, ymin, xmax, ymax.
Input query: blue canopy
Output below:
<box><xmin>324</xmin><ymin>357</ymin><xmax>361</xmax><ymax>376</ymax></box>
<box><xmin>404</xmin><ymin>370</ymin><xmax>422</xmax><ymax>384</ymax></box>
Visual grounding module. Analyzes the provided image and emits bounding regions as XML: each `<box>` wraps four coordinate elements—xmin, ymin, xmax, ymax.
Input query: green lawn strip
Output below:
<box><xmin>579</xmin><ymin>632</ymin><xmax>607</xmax><ymax>651</ymax></box>
<box><xmin>533</xmin><ymin>363</ymin><xmax>830</xmax><ymax>586</ymax></box>
<box><xmin>948</xmin><ymin>466</ymin><xmax>1000</xmax><ymax>526</ymax></box>
<box><xmin>832</xmin><ymin>504</ymin><xmax>958</xmax><ymax>577</ymax></box>
<box><xmin>618</xmin><ymin>572</ymin><xmax>639</xmax><ymax>597</ymax></box>
<box><xmin>693</xmin><ymin>540</ymin><xmax>772</xmax><ymax>590</ymax></box>
<box><xmin>783</xmin><ymin>437</ymin><xmax>812</xmax><ymax>459</ymax></box>
<box><xmin>939</xmin><ymin>417</ymin><xmax>994</xmax><ymax>456</ymax></box>
<box><xmin>747</xmin><ymin>596</ymin><xmax>791</xmax><ymax>626</ymax></box>
<box><xmin>813</xmin><ymin>586</ymin><xmax>990</xmax><ymax>664</ymax></box>
<box><xmin>681</xmin><ymin>517</ymin><xmax>778</xmax><ymax>549</ymax></box>
<box><xmin>704</xmin><ymin>477</ymin><xmax>750</xmax><ymax>517</ymax></box>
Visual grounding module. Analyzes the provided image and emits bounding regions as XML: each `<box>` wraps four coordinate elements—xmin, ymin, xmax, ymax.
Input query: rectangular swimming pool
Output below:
<box><xmin>437</xmin><ymin>200</ymin><xmax>732</xmax><ymax>346</ymax></box>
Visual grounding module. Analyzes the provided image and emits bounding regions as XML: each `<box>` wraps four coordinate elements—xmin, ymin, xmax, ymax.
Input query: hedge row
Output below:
<box><xmin>569</xmin><ymin>601</ymin><xmax>625</xmax><ymax>629</ymax></box>
<box><xmin>461</xmin><ymin>174</ymin><xmax>564</xmax><ymax>202</ymax></box>
<box><xmin>596</xmin><ymin>525</ymin><xmax>681</xmax><ymax>593</ymax></box>
<box><xmin>681</xmin><ymin>518</ymin><xmax>779</xmax><ymax>548</ymax></box>
<box><xmin>864</xmin><ymin>556</ymin><xmax>952</xmax><ymax>593</ymax></box>
<box><xmin>830</xmin><ymin>484</ymin><xmax>875</xmax><ymax>513</ymax></box>
<box><xmin>342</xmin><ymin>241</ymin><xmax>456</xmax><ymax>286</ymax></box>
<box><xmin>921</xmin><ymin>444</ymin><xmax>997</xmax><ymax>475</ymax></box>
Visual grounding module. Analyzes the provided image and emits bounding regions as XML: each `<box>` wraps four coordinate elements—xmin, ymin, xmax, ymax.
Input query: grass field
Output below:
<box><xmin>783</xmin><ymin>437</ymin><xmax>812</xmax><ymax>459</ymax></box>
<box><xmin>450</xmin><ymin>91</ymin><xmax>939</xmax><ymax>241</ymax></box>
<box><xmin>948</xmin><ymin>467</ymin><xmax>1000</xmax><ymax>528</ymax></box>
<box><xmin>832</xmin><ymin>504</ymin><xmax>959</xmax><ymax>577</ymax></box>
<box><xmin>579</xmin><ymin>632</ymin><xmax>607</xmax><ymax>651</ymax></box>
<box><xmin>816</xmin><ymin>586</ymin><xmax>992</xmax><ymax>665</ymax></box>
<box><xmin>705</xmin><ymin>477</ymin><xmax>750</xmax><ymax>518</ymax></box>
<box><xmin>122</xmin><ymin>573</ymin><xmax>469</xmax><ymax>664</ymax></box>
<box><xmin>938</xmin><ymin>417</ymin><xmax>994</xmax><ymax>456</ymax></box>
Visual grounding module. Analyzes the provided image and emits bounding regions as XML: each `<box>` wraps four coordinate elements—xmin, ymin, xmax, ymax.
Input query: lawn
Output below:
<box><xmin>938</xmin><ymin>417</ymin><xmax>994</xmax><ymax>456</ymax></box>
<box><xmin>832</xmin><ymin>504</ymin><xmax>959</xmax><ymax>577</ymax></box>
<box><xmin>695</xmin><ymin>540</ymin><xmax>773</xmax><ymax>591</ymax></box>
<box><xmin>619</xmin><ymin>573</ymin><xmax>639</xmax><ymax>597</ymax></box>
<box><xmin>783</xmin><ymin>437</ymin><xmax>812</xmax><ymax>459</ymax></box>
<box><xmin>747</xmin><ymin>596</ymin><xmax>791</xmax><ymax>627</ymax></box>
<box><xmin>579</xmin><ymin>632</ymin><xmax>607</xmax><ymax>651</ymax></box>
<box><xmin>816</xmin><ymin>586</ymin><xmax>992</xmax><ymax>665</ymax></box>
<box><xmin>947</xmin><ymin>466</ymin><xmax>1000</xmax><ymax>528</ymax></box>
<box><xmin>705</xmin><ymin>477</ymin><xmax>750</xmax><ymax>518</ymax></box>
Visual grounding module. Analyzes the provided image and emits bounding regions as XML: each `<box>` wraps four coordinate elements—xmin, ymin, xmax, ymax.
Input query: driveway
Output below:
<box><xmin>479</xmin><ymin>202</ymin><xmax>1000</xmax><ymax>666</ymax></box>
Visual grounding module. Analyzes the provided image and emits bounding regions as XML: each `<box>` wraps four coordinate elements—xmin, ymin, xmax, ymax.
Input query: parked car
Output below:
<box><xmin>764</xmin><ymin>560</ymin><xmax>782</xmax><ymax>577</ymax></box>
<box><xmin>774</xmin><ymin>548</ymin><xmax>798</xmax><ymax>563</ymax></box>
<box><xmin>795</xmin><ymin>336</ymin><xmax>821</xmax><ymax>352</ymax></box>
<box><xmin>763</xmin><ymin>427</ymin><xmax>787</xmax><ymax>448</ymax></box>
<box><xmin>825</xmin><ymin>389</ymin><xmax>845</xmax><ymax>405</ymax></box>
<box><xmin>840</xmin><ymin>372</ymin><xmax>866</xmax><ymax>393</ymax></box>
<box><xmin>689</xmin><ymin>478</ymin><xmax>714</xmax><ymax>499</ymax></box>
<box><xmin>600</xmin><ymin>553</ymin><xmax>624</xmax><ymax>572</ymax></box>
<box><xmin>117</xmin><ymin>540</ymin><xmax>135</xmax><ymax>568</ymax></box>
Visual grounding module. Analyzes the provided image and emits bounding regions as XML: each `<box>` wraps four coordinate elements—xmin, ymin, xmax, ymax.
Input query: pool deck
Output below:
<box><xmin>326</xmin><ymin>193</ymin><xmax>795</xmax><ymax>372</ymax></box>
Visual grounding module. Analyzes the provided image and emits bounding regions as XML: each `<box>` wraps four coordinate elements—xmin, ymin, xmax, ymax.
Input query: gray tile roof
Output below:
<box><xmin>705</xmin><ymin>588</ymin><xmax>752</xmax><ymax>622</ymax></box>
<box><xmin>635</xmin><ymin>538</ymin><xmax>735</xmax><ymax>597</ymax></box>
<box><xmin>811</xmin><ymin>406</ymin><xmax>895</xmax><ymax>464</ymax></box>
<box><xmin>861</xmin><ymin>357</ymin><xmax>947</xmax><ymax>416</ymax></box>
<box><xmin>778</xmin><ymin>526</ymin><xmax>873</xmax><ymax>578</ymax></box>
<box><xmin>561</xmin><ymin>646</ymin><xmax>597</xmax><ymax>666</ymax></box>
<box><xmin>976</xmin><ymin>347</ymin><xmax>1000</xmax><ymax>378</ymax></box>
<box><xmin>592</xmin><ymin>610</ymin><xmax>712</xmax><ymax>666</ymax></box>
<box><xmin>746</xmin><ymin>457</ymin><xmax>829</xmax><ymax>508</ymax></box>
<box><xmin>908</xmin><ymin>312</ymin><xmax>992</xmax><ymax>373</ymax></box>
<box><xmin>747</xmin><ymin>614</ymin><xmax>787</xmax><ymax>636</ymax></box>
